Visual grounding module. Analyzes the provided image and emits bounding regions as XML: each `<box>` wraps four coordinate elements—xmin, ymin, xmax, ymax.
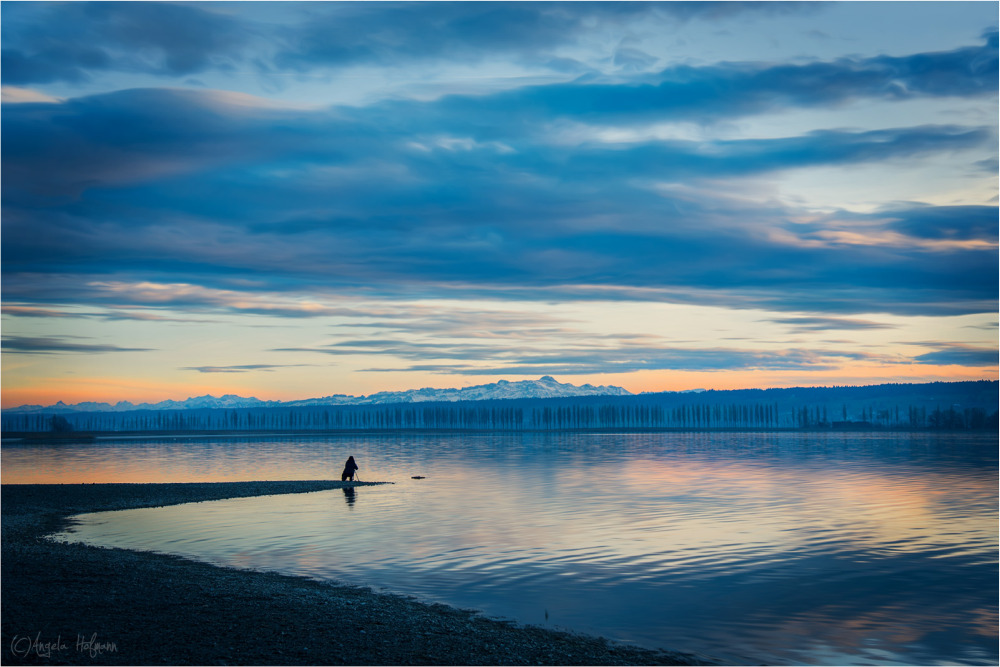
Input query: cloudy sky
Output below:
<box><xmin>2</xmin><ymin>1</ymin><xmax>997</xmax><ymax>406</ymax></box>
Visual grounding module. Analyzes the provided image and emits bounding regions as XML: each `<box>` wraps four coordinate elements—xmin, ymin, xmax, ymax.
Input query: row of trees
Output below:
<box><xmin>4</xmin><ymin>396</ymin><xmax>996</xmax><ymax>434</ymax></box>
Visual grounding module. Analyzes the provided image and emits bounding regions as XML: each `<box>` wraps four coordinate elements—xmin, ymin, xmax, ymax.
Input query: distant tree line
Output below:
<box><xmin>3</xmin><ymin>381</ymin><xmax>996</xmax><ymax>434</ymax></box>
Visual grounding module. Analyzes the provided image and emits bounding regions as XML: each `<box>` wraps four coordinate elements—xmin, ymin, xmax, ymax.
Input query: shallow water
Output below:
<box><xmin>9</xmin><ymin>431</ymin><xmax>997</xmax><ymax>665</ymax></box>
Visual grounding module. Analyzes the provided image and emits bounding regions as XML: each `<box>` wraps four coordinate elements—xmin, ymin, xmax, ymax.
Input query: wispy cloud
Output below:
<box><xmin>1</xmin><ymin>303</ymin><xmax>215</xmax><ymax>323</ymax></box>
<box><xmin>1</xmin><ymin>2</ymin><xmax>811</xmax><ymax>85</ymax></box>
<box><xmin>2</xmin><ymin>85</ymin><xmax>994</xmax><ymax>317</ymax></box>
<box><xmin>275</xmin><ymin>332</ymin><xmax>907</xmax><ymax>375</ymax></box>
<box><xmin>1</xmin><ymin>2</ymin><xmax>252</xmax><ymax>84</ymax></box>
<box><xmin>1</xmin><ymin>3</ymin><xmax>995</xmax><ymax>398</ymax></box>
<box><xmin>2</xmin><ymin>305</ymin><xmax>75</xmax><ymax>318</ymax></box>
<box><xmin>180</xmin><ymin>364</ymin><xmax>312</xmax><ymax>374</ymax></box>
<box><xmin>399</xmin><ymin>32</ymin><xmax>998</xmax><ymax>126</ymax></box>
<box><xmin>766</xmin><ymin>316</ymin><xmax>896</xmax><ymax>333</ymax></box>
<box><xmin>1</xmin><ymin>335</ymin><xmax>153</xmax><ymax>354</ymax></box>
<box><xmin>73</xmin><ymin>281</ymin><xmax>384</xmax><ymax>319</ymax></box>
<box><xmin>354</xmin><ymin>347</ymin><xmax>897</xmax><ymax>376</ymax></box>
<box><xmin>913</xmin><ymin>344</ymin><xmax>998</xmax><ymax>367</ymax></box>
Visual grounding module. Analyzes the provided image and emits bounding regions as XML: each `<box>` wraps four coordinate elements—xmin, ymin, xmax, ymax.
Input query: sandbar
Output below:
<box><xmin>2</xmin><ymin>481</ymin><xmax>714</xmax><ymax>665</ymax></box>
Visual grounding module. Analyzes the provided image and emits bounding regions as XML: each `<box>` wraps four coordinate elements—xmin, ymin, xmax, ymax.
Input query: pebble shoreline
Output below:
<box><xmin>1</xmin><ymin>481</ymin><xmax>716</xmax><ymax>665</ymax></box>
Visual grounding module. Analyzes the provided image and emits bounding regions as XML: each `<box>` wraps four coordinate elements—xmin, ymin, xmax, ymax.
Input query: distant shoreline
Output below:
<box><xmin>3</xmin><ymin>425</ymin><xmax>989</xmax><ymax>444</ymax></box>
<box><xmin>1</xmin><ymin>481</ymin><xmax>713</xmax><ymax>666</ymax></box>
<box><xmin>5</xmin><ymin>380</ymin><xmax>996</xmax><ymax>435</ymax></box>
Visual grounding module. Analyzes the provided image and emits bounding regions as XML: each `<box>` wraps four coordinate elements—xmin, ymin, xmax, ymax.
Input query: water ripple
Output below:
<box><xmin>40</xmin><ymin>431</ymin><xmax>999</xmax><ymax>665</ymax></box>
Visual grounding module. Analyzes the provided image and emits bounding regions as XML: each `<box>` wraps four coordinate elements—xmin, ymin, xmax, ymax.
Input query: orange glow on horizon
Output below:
<box><xmin>1</xmin><ymin>364</ymin><xmax>995</xmax><ymax>409</ymax></box>
<box><xmin>615</xmin><ymin>364</ymin><xmax>997</xmax><ymax>394</ymax></box>
<box><xmin>1</xmin><ymin>377</ymin><xmax>261</xmax><ymax>409</ymax></box>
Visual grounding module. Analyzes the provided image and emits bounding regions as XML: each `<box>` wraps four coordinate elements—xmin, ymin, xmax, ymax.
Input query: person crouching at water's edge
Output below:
<box><xmin>342</xmin><ymin>456</ymin><xmax>359</xmax><ymax>481</ymax></box>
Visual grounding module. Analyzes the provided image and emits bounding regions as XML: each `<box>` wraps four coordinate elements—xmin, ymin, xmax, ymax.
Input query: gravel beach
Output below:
<box><xmin>2</xmin><ymin>482</ymin><xmax>714</xmax><ymax>666</ymax></box>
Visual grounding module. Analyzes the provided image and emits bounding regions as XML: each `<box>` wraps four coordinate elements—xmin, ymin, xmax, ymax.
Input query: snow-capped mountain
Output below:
<box><xmin>6</xmin><ymin>394</ymin><xmax>278</xmax><ymax>414</ymax></box>
<box><xmin>4</xmin><ymin>377</ymin><xmax>632</xmax><ymax>413</ymax></box>
<box><xmin>290</xmin><ymin>376</ymin><xmax>631</xmax><ymax>405</ymax></box>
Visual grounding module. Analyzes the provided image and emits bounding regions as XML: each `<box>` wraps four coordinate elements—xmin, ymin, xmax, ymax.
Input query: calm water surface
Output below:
<box><xmin>6</xmin><ymin>432</ymin><xmax>997</xmax><ymax>665</ymax></box>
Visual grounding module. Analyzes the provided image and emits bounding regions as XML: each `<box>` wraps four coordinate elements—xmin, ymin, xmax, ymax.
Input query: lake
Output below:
<box><xmin>5</xmin><ymin>431</ymin><xmax>997</xmax><ymax>665</ymax></box>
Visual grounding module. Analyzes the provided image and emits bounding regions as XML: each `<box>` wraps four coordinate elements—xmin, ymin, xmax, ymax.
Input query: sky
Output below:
<box><xmin>1</xmin><ymin>1</ymin><xmax>997</xmax><ymax>407</ymax></box>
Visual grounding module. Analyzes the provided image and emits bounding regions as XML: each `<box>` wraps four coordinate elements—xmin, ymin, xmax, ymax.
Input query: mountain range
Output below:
<box><xmin>4</xmin><ymin>376</ymin><xmax>632</xmax><ymax>414</ymax></box>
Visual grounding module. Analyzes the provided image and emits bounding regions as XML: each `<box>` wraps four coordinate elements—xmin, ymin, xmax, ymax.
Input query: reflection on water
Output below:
<box><xmin>14</xmin><ymin>432</ymin><xmax>998</xmax><ymax>665</ymax></box>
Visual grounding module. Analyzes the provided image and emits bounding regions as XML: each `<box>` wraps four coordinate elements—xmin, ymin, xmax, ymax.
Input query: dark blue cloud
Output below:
<box><xmin>1</xmin><ymin>2</ymin><xmax>250</xmax><ymax>84</ymax></box>
<box><xmin>275</xmin><ymin>337</ymin><xmax>883</xmax><ymax>375</ymax></box>
<box><xmin>288</xmin><ymin>333</ymin><xmax>999</xmax><ymax>374</ymax></box>
<box><xmin>766</xmin><ymin>317</ymin><xmax>896</xmax><ymax>333</ymax></box>
<box><xmin>2</xmin><ymin>2</ymin><xmax>992</xmax><ymax>117</ymax></box>
<box><xmin>914</xmin><ymin>345</ymin><xmax>998</xmax><ymax>367</ymax></box>
<box><xmin>2</xmin><ymin>87</ymin><xmax>988</xmax><ymax>199</ymax></box>
<box><xmin>1</xmin><ymin>304</ymin><xmax>214</xmax><ymax>323</ymax></box>
<box><xmin>272</xmin><ymin>2</ymin><xmax>807</xmax><ymax>70</ymax></box>
<box><xmin>0</xmin><ymin>2</ymin><xmax>814</xmax><ymax>85</ymax></box>
<box><xmin>532</xmin><ymin>126</ymin><xmax>990</xmax><ymax>182</ymax></box>
<box><xmin>408</xmin><ymin>32</ymin><xmax>998</xmax><ymax>125</ymax></box>
<box><xmin>1</xmin><ymin>305</ymin><xmax>76</xmax><ymax>318</ymax></box>
<box><xmin>878</xmin><ymin>204</ymin><xmax>999</xmax><ymax>242</ymax></box>
<box><xmin>180</xmin><ymin>364</ymin><xmax>312</xmax><ymax>374</ymax></box>
<box><xmin>0</xmin><ymin>44</ymin><xmax>110</xmax><ymax>86</ymax></box>
<box><xmin>2</xmin><ymin>29</ymin><xmax>997</xmax><ymax>320</ymax></box>
<box><xmin>1</xmin><ymin>335</ymin><xmax>153</xmax><ymax>354</ymax></box>
<box><xmin>0</xmin><ymin>88</ymin><xmax>336</xmax><ymax>200</ymax></box>
<box><xmin>3</xmin><ymin>99</ymin><xmax>995</xmax><ymax>317</ymax></box>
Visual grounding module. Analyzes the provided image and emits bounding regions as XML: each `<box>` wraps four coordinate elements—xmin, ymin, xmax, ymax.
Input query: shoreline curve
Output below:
<box><xmin>2</xmin><ymin>481</ymin><xmax>716</xmax><ymax>666</ymax></box>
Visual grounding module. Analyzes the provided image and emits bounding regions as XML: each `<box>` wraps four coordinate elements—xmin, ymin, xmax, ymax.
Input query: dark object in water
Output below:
<box><xmin>411</xmin><ymin>476</ymin><xmax>426</xmax><ymax>479</ymax></box>
<box><xmin>342</xmin><ymin>455</ymin><xmax>359</xmax><ymax>482</ymax></box>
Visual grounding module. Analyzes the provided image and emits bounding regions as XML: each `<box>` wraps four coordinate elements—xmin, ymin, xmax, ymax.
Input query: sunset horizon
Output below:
<box><xmin>3</xmin><ymin>1</ymin><xmax>997</xmax><ymax>409</ymax></box>
<box><xmin>3</xmin><ymin>371</ymin><xmax>997</xmax><ymax>411</ymax></box>
<box><xmin>2</xmin><ymin>3</ymin><xmax>997</xmax><ymax>665</ymax></box>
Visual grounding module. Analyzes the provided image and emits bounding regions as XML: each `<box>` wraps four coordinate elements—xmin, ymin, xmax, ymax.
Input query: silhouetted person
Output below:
<box><xmin>341</xmin><ymin>455</ymin><xmax>359</xmax><ymax>482</ymax></box>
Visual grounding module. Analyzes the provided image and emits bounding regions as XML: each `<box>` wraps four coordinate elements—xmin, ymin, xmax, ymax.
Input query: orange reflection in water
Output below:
<box><xmin>36</xmin><ymin>431</ymin><xmax>996</xmax><ymax>667</ymax></box>
<box><xmin>0</xmin><ymin>438</ymin><xmax>343</xmax><ymax>484</ymax></box>
<box><xmin>2</xmin><ymin>463</ymin><xmax>178</xmax><ymax>485</ymax></box>
<box><xmin>606</xmin><ymin>455</ymin><xmax>997</xmax><ymax>558</ymax></box>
